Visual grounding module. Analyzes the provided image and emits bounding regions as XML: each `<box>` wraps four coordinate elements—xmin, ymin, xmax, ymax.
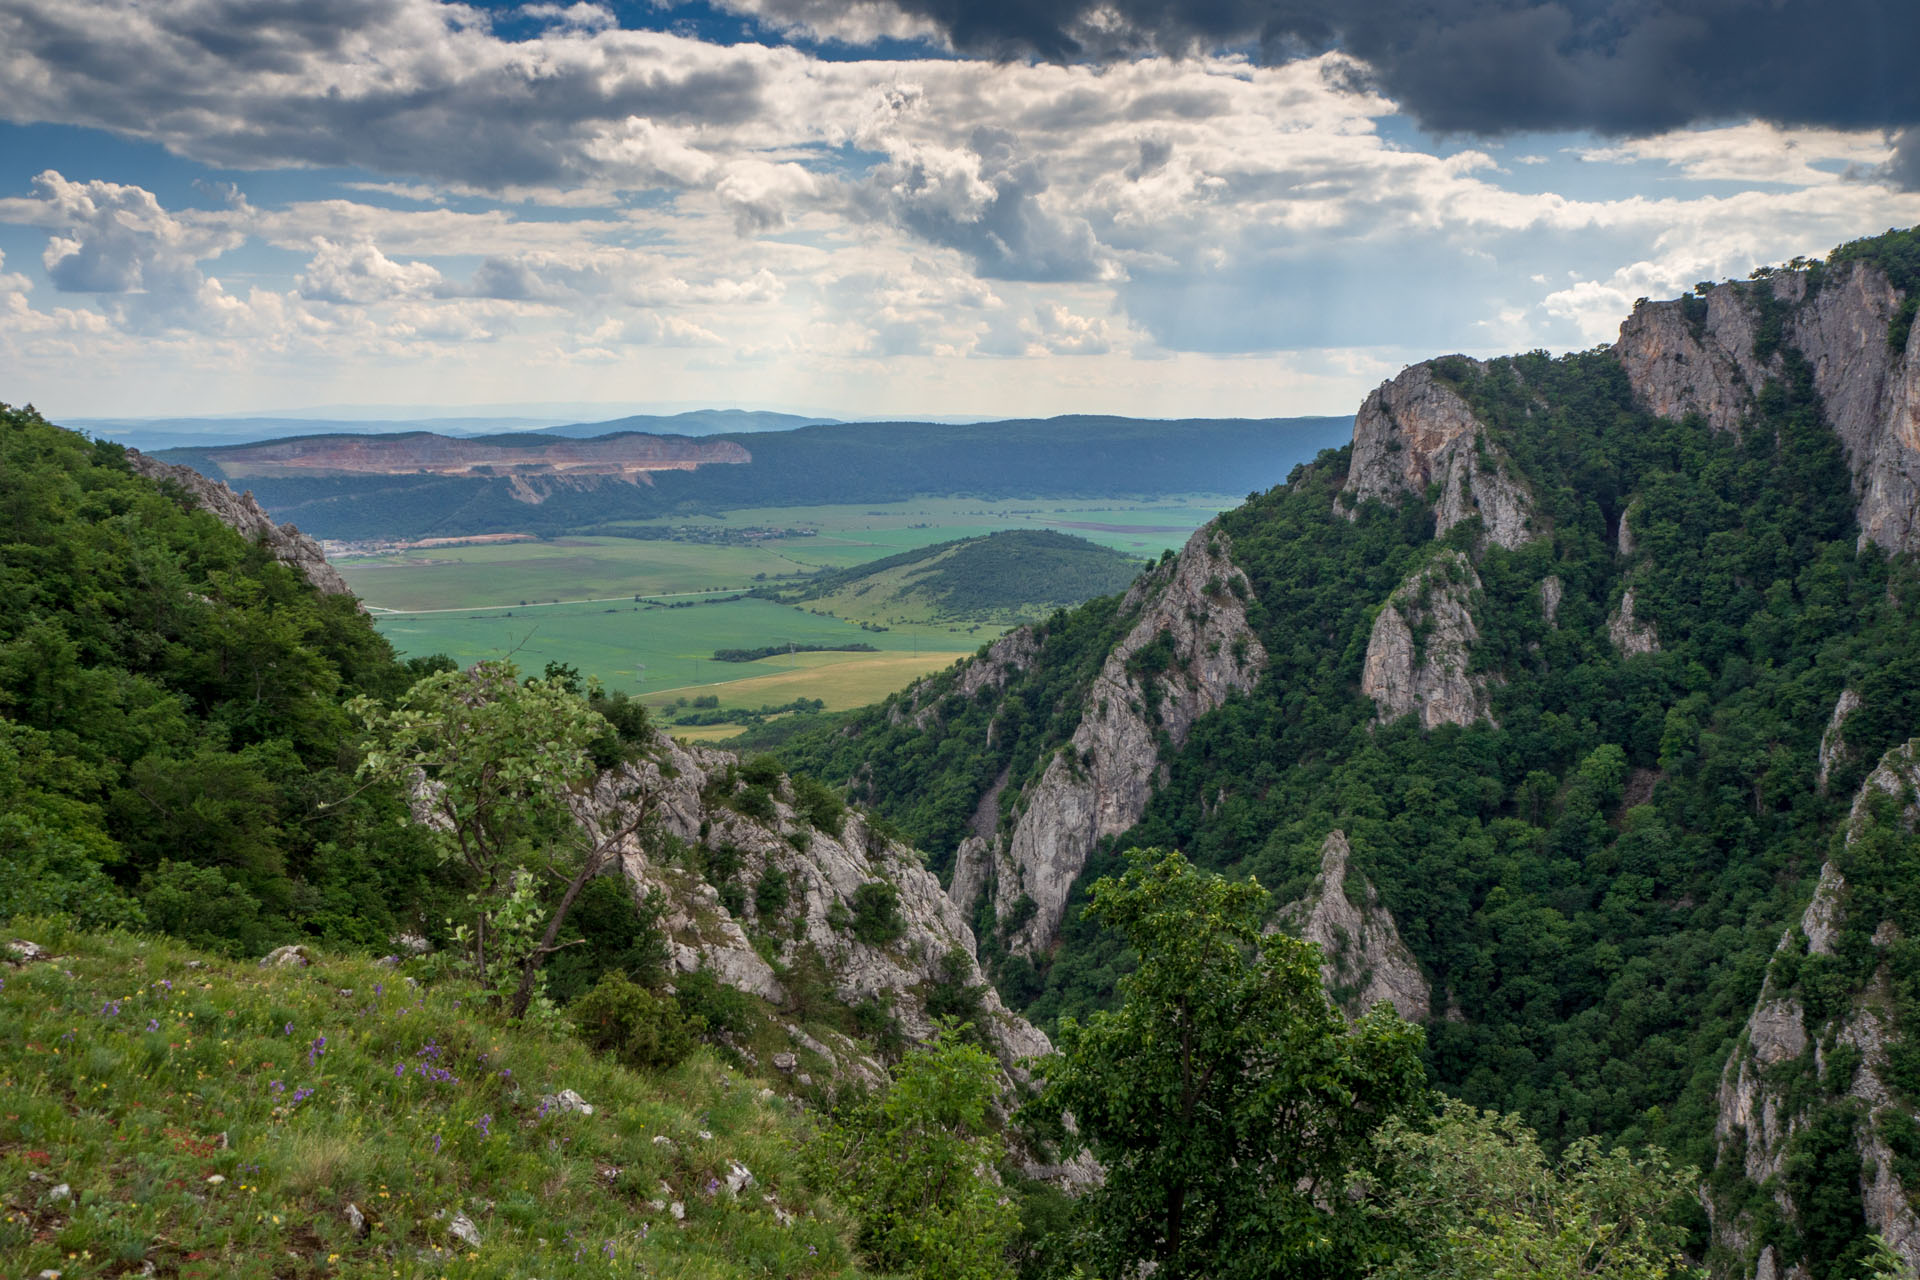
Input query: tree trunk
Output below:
<box><xmin>508</xmin><ymin>848</ymin><xmax>608</xmax><ymax>1019</ymax></box>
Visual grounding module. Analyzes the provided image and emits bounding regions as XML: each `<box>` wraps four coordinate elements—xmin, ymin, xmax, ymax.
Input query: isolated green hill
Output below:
<box><xmin>763</xmin><ymin>529</ymin><xmax>1149</xmax><ymax>625</ymax></box>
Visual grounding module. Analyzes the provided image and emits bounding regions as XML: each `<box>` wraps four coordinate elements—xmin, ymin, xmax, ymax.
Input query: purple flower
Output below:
<box><xmin>270</xmin><ymin>1080</ymin><xmax>285</xmax><ymax>1093</ymax></box>
<box><xmin>283</xmin><ymin>1022</ymin><xmax>294</xmax><ymax>1035</ymax></box>
<box><xmin>290</xmin><ymin>1086</ymin><xmax>314</xmax><ymax>1105</ymax></box>
<box><xmin>373</xmin><ymin>983</ymin><xmax>383</xmax><ymax>996</ymax></box>
<box><xmin>394</xmin><ymin>1062</ymin><xmax>405</xmax><ymax>1079</ymax></box>
<box><xmin>147</xmin><ymin>1019</ymin><xmax>159</xmax><ymax>1032</ymax></box>
<box><xmin>431</xmin><ymin>1133</ymin><xmax>442</xmax><ymax>1154</ymax></box>
<box><xmin>308</xmin><ymin>1036</ymin><xmax>326</xmax><ymax>1065</ymax></box>
<box><xmin>156</xmin><ymin>979</ymin><xmax>172</xmax><ymax>991</ymax></box>
<box><xmin>475</xmin><ymin>1113</ymin><xmax>492</xmax><ymax>1138</ymax></box>
<box><xmin>498</xmin><ymin>1068</ymin><xmax>512</xmax><ymax>1080</ymax></box>
<box><xmin>101</xmin><ymin>1000</ymin><xmax>120</xmax><ymax>1017</ymax></box>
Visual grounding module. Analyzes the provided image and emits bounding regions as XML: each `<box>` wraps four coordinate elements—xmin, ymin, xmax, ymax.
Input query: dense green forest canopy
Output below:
<box><xmin>0</xmin><ymin>403</ymin><xmax>645</xmax><ymax>979</ymax></box>
<box><xmin>158</xmin><ymin>415</ymin><xmax>1353</xmax><ymax>540</ymax></box>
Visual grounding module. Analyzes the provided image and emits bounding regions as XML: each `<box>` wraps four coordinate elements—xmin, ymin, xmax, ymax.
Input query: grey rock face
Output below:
<box><xmin>1339</xmin><ymin>362</ymin><xmax>1538</xmax><ymax>550</ymax></box>
<box><xmin>1360</xmin><ymin>550</ymin><xmax>1493</xmax><ymax>730</ymax></box>
<box><xmin>1539</xmin><ymin>576</ymin><xmax>1563</xmax><ymax>628</ymax></box>
<box><xmin>124</xmin><ymin>450</ymin><xmax>354</xmax><ymax>596</ymax></box>
<box><xmin>1274</xmin><ymin>831</ymin><xmax>1429</xmax><ymax>1021</ymax></box>
<box><xmin>1615</xmin><ymin>263</ymin><xmax>1920</xmax><ymax>556</ymax></box>
<box><xmin>1614</xmin><ymin>285</ymin><xmax>1775</xmax><ymax>434</ymax></box>
<box><xmin>1712</xmin><ymin>739</ymin><xmax>1920</xmax><ymax>1278</ymax></box>
<box><xmin>573</xmin><ymin>736</ymin><xmax>1052</xmax><ymax>1074</ymax></box>
<box><xmin>1606</xmin><ymin>587</ymin><xmax>1659</xmax><ymax>656</ymax></box>
<box><xmin>1816</xmin><ymin>688</ymin><xmax>1861</xmax><ymax>795</ymax></box>
<box><xmin>983</xmin><ymin>526</ymin><xmax>1267</xmax><ymax>957</ymax></box>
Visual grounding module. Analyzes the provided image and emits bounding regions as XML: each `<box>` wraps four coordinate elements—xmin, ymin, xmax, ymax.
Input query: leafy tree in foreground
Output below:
<box><xmin>1033</xmin><ymin>847</ymin><xmax>1428</xmax><ymax>1280</ymax></box>
<box><xmin>1359</xmin><ymin>1097</ymin><xmax>1696</xmax><ymax>1280</ymax></box>
<box><xmin>350</xmin><ymin>659</ymin><xmax>659</xmax><ymax>1015</ymax></box>
<box><xmin>811</xmin><ymin>1024</ymin><xmax>1018</xmax><ymax>1280</ymax></box>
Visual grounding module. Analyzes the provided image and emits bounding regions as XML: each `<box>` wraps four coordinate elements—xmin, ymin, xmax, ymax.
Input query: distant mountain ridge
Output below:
<box><xmin>148</xmin><ymin>414</ymin><xmax>1355</xmax><ymax>540</ymax></box>
<box><xmin>73</xmin><ymin>408</ymin><xmax>836</xmax><ymax>452</ymax></box>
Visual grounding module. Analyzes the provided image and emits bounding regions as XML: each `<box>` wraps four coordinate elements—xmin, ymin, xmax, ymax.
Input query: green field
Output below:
<box><xmin>348</xmin><ymin>496</ymin><xmax>1235</xmax><ymax>713</ymax></box>
<box><xmin>373</xmin><ymin>595</ymin><xmax>977</xmax><ymax>708</ymax></box>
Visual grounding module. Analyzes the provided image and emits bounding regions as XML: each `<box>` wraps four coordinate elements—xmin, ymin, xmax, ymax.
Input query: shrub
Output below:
<box><xmin>673</xmin><ymin>967</ymin><xmax>758</xmax><ymax>1038</ymax></box>
<box><xmin>570</xmin><ymin>972</ymin><xmax>699</xmax><ymax>1072</ymax></box>
<box><xmin>850</xmin><ymin>882</ymin><xmax>905</xmax><ymax>947</ymax></box>
<box><xmin>791</xmin><ymin>775</ymin><xmax>847</xmax><ymax>837</ymax></box>
<box><xmin>754</xmin><ymin>868</ymin><xmax>791</xmax><ymax>919</ymax></box>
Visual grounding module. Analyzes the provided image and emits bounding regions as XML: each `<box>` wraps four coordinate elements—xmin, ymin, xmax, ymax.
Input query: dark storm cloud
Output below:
<box><xmin>0</xmin><ymin>0</ymin><xmax>771</xmax><ymax>190</ymax></box>
<box><xmin>852</xmin><ymin>0</ymin><xmax>1919</xmax><ymax>171</ymax></box>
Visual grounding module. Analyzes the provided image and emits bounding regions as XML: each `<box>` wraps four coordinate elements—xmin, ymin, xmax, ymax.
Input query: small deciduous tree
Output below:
<box><xmin>349</xmin><ymin>659</ymin><xmax>658</xmax><ymax>1016</ymax></box>
<box><xmin>1358</xmin><ymin>1097</ymin><xmax>1696</xmax><ymax>1280</ymax></box>
<box><xmin>812</xmin><ymin>1024</ymin><xmax>1017</xmax><ymax>1280</ymax></box>
<box><xmin>1033</xmin><ymin>847</ymin><xmax>1427</xmax><ymax>1280</ymax></box>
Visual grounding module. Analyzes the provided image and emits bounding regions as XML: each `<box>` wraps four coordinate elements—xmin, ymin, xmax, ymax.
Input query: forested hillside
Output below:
<box><xmin>769</xmin><ymin>228</ymin><xmax>1920</xmax><ymax>1279</ymax></box>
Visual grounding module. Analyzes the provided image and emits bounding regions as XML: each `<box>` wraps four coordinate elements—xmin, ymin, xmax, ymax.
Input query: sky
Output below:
<box><xmin>3</xmin><ymin>0</ymin><xmax>1919</xmax><ymax>422</ymax></box>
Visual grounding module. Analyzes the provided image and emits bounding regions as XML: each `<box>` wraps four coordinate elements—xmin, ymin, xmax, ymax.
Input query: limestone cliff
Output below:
<box><xmin>1614</xmin><ymin>261</ymin><xmax>1920</xmax><ymax>556</ymax></box>
<box><xmin>1710</xmin><ymin>739</ymin><xmax>1920</xmax><ymax>1280</ymax></box>
<box><xmin>125</xmin><ymin>448</ymin><xmax>353</xmax><ymax>596</ymax></box>
<box><xmin>1607</xmin><ymin>586</ymin><xmax>1660</xmax><ymax>656</ymax></box>
<box><xmin>574</xmin><ymin>735</ymin><xmax>1052</xmax><ymax>1077</ymax></box>
<box><xmin>1817</xmin><ymin>688</ymin><xmax>1863</xmax><ymax>795</ymax></box>
<box><xmin>1338</xmin><ymin>361</ymin><xmax>1538</xmax><ymax>550</ymax></box>
<box><xmin>953</xmin><ymin>526</ymin><xmax>1266</xmax><ymax>958</ymax></box>
<box><xmin>1614</xmin><ymin>284</ymin><xmax>1775</xmax><ymax>434</ymax></box>
<box><xmin>1360</xmin><ymin>549</ymin><xmax>1494</xmax><ymax>729</ymax></box>
<box><xmin>1274</xmin><ymin>831</ymin><xmax>1430</xmax><ymax>1022</ymax></box>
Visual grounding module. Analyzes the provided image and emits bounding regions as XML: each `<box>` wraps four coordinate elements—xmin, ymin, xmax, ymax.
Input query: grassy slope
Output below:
<box><xmin>0</xmin><ymin>922</ymin><xmax>866</xmax><ymax>1280</ymax></box>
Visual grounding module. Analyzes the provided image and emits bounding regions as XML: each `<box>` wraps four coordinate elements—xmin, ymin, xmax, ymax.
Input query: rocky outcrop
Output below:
<box><xmin>1274</xmin><ymin>831</ymin><xmax>1430</xmax><ymax>1022</ymax></box>
<box><xmin>575</xmin><ymin>735</ymin><xmax>1052</xmax><ymax>1075</ymax></box>
<box><xmin>1539</xmin><ymin>575</ymin><xmax>1563</xmax><ymax>628</ymax></box>
<box><xmin>1614</xmin><ymin>262</ymin><xmax>1920</xmax><ymax>556</ymax></box>
<box><xmin>125</xmin><ymin>448</ymin><xmax>353</xmax><ymax>596</ymax></box>
<box><xmin>965</xmin><ymin>526</ymin><xmax>1266</xmax><ymax>957</ymax></box>
<box><xmin>1710</xmin><ymin>739</ymin><xmax>1920</xmax><ymax>1279</ymax></box>
<box><xmin>1817</xmin><ymin>688</ymin><xmax>1863</xmax><ymax>795</ymax></box>
<box><xmin>1361</xmin><ymin>550</ymin><xmax>1493</xmax><ymax>729</ymax></box>
<box><xmin>1615</xmin><ymin>285</ymin><xmax>1774</xmax><ymax>434</ymax></box>
<box><xmin>1339</xmin><ymin>362</ymin><xmax>1538</xmax><ymax>550</ymax></box>
<box><xmin>1789</xmin><ymin>261</ymin><xmax>1920</xmax><ymax>555</ymax></box>
<box><xmin>1607</xmin><ymin>587</ymin><xmax>1659</xmax><ymax>656</ymax></box>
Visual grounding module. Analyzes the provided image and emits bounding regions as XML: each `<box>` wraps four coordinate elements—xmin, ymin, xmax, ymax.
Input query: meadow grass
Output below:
<box><xmin>646</xmin><ymin>650</ymin><xmax>973</xmax><ymax>715</ymax></box>
<box><xmin>371</xmin><ymin>597</ymin><xmax>991</xmax><ymax>702</ymax></box>
<box><xmin>0</xmin><ymin>921</ymin><xmax>866</xmax><ymax>1280</ymax></box>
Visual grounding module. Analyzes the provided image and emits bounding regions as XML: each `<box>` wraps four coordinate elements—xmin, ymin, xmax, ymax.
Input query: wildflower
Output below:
<box><xmin>270</xmin><ymin>1080</ymin><xmax>285</xmax><ymax>1093</ymax></box>
<box><xmin>431</xmin><ymin>1133</ymin><xmax>442</xmax><ymax>1154</ymax></box>
<box><xmin>147</xmin><ymin>1019</ymin><xmax>160</xmax><ymax>1032</ymax></box>
<box><xmin>373</xmin><ymin>983</ymin><xmax>383</xmax><ymax>996</ymax></box>
<box><xmin>308</xmin><ymin>1036</ymin><xmax>326</xmax><ymax>1065</ymax></box>
<box><xmin>395</xmin><ymin>1062</ymin><xmax>405</xmax><ymax>1079</ymax></box>
<box><xmin>475</xmin><ymin>1113</ymin><xmax>492</xmax><ymax>1138</ymax></box>
<box><xmin>284</xmin><ymin>1022</ymin><xmax>294</xmax><ymax>1035</ymax></box>
<box><xmin>291</xmin><ymin>1086</ymin><xmax>314</xmax><ymax>1105</ymax></box>
<box><xmin>101</xmin><ymin>1001</ymin><xmax>120</xmax><ymax>1017</ymax></box>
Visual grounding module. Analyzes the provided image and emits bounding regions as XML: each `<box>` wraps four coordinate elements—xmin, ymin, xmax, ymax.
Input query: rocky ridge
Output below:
<box><xmin>1360</xmin><ymin>549</ymin><xmax>1495</xmax><ymax>730</ymax></box>
<box><xmin>1710</xmin><ymin>739</ymin><xmax>1920</xmax><ymax>1280</ymax></box>
<box><xmin>1613</xmin><ymin>260</ymin><xmax>1920</xmax><ymax>555</ymax></box>
<box><xmin>948</xmin><ymin>525</ymin><xmax>1266</xmax><ymax>957</ymax></box>
<box><xmin>575</xmin><ymin>734</ymin><xmax>1051</xmax><ymax>1077</ymax></box>
<box><xmin>1338</xmin><ymin>360</ymin><xmax>1538</xmax><ymax>551</ymax></box>
<box><xmin>1273</xmin><ymin>831</ymin><xmax>1430</xmax><ymax>1022</ymax></box>
<box><xmin>125</xmin><ymin>448</ymin><xmax>353</xmax><ymax>596</ymax></box>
